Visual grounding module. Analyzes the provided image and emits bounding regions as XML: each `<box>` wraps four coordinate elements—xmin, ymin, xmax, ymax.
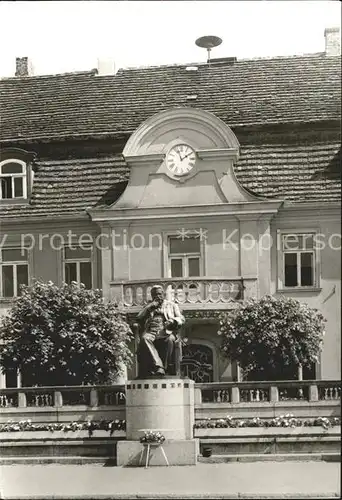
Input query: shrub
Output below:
<box><xmin>0</xmin><ymin>280</ymin><xmax>133</xmax><ymax>386</ymax></box>
<box><xmin>218</xmin><ymin>295</ymin><xmax>326</xmax><ymax>380</ymax></box>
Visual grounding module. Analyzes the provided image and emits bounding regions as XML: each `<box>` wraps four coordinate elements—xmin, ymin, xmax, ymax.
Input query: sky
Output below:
<box><xmin>0</xmin><ymin>1</ymin><xmax>341</xmax><ymax>77</ymax></box>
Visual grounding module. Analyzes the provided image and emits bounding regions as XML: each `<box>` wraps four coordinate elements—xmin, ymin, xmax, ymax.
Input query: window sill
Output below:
<box><xmin>0</xmin><ymin>198</ymin><xmax>29</xmax><ymax>206</ymax></box>
<box><xmin>277</xmin><ymin>287</ymin><xmax>322</xmax><ymax>294</ymax></box>
<box><xmin>0</xmin><ymin>297</ymin><xmax>16</xmax><ymax>304</ymax></box>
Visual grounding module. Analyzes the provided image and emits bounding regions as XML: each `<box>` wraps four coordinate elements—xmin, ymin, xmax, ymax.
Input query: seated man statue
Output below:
<box><xmin>135</xmin><ymin>285</ymin><xmax>185</xmax><ymax>378</ymax></box>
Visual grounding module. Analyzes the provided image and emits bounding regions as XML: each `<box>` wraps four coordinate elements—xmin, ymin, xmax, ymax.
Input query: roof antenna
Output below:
<box><xmin>195</xmin><ymin>36</ymin><xmax>222</xmax><ymax>65</ymax></box>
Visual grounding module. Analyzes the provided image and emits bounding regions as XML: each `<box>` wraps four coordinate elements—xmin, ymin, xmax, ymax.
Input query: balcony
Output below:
<box><xmin>111</xmin><ymin>277</ymin><xmax>258</xmax><ymax>312</ymax></box>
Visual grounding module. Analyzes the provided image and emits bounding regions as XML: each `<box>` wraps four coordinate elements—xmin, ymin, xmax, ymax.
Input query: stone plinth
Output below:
<box><xmin>125</xmin><ymin>378</ymin><xmax>195</xmax><ymax>441</ymax></box>
<box><xmin>117</xmin><ymin>439</ymin><xmax>199</xmax><ymax>466</ymax></box>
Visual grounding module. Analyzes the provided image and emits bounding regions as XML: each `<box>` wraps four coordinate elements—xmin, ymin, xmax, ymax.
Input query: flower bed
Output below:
<box><xmin>194</xmin><ymin>415</ymin><xmax>341</xmax><ymax>430</ymax></box>
<box><xmin>0</xmin><ymin>419</ymin><xmax>126</xmax><ymax>436</ymax></box>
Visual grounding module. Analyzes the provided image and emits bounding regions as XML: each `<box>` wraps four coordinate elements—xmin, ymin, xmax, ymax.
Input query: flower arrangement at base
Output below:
<box><xmin>140</xmin><ymin>430</ymin><xmax>165</xmax><ymax>445</ymax></box>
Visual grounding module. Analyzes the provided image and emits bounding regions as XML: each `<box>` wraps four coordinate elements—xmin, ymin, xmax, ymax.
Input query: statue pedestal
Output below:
<box><xmin>117</xmin><ymin>378</ymin><xmax>199</xmax><ymax>466</ymax></box>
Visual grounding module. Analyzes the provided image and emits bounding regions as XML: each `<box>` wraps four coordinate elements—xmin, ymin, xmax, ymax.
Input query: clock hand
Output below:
<box><xmin>183</xmin><ymin>151</ymin><xmax>194</xmax><ymax>160</ymax></box>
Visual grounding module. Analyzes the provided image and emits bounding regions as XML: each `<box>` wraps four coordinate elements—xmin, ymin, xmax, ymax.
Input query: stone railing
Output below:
<box><xmin>112</xmin><ymin>277</ymin><xmax>258</xmax><ymax>310</ymax></box>
<box><xmin>197</xmin><ymin>380</ymin><xmax>341</xmax><ymax>404</ymax></box>
<box><xmin>0</xmin><ymin>384</ymin><xmax>126</xmax><ymax>409</ymax></box>
<box><xmin>0</xmin><ymin>380</ymin><xmax>340</xmax><ymax>424</ymax></box>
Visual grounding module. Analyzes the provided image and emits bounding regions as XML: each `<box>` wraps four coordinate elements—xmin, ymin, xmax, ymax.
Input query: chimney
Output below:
<box><xmin>96</xmin><ymin>58</ymin><xmax>116</xmax><ymax>76</ymax></box>
<box><xmin>15</xmin><ymin>57</ymin><xmax>34</xmax><ymax>77</ymax></box>
<box><xmin>324</xmin><ymin>27</ymin><xmax>341</xmax><ymax>56</ymax></box>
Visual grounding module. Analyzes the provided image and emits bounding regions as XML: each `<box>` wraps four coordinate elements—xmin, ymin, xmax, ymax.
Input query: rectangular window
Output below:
<box><xmin>168</xmin><ymin>236</ymin><xmax>201</xmax><ymax>278</ymax></box>
<box><xmin>0</xmin><ymin>249</ymin><xmax>29</xmax><ymax>297</ymax></box>
<box><xmin>282</xmin><ymin>233</ymin><xmax>316</xmax><ymax>288</ymax></box>
<box><xmin>64</xmin><ymin>246</ymin><xmax>93</xmax><ymax>289</ymax></box>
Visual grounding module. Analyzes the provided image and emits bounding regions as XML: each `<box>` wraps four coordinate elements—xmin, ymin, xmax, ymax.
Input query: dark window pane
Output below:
<box><xmin>188</xmin><ymin>258</ymin><xmax>200</xmax><ymax>277</ymax></box>
<box><xmin>65</xmin><ymin>262</ymin><xmax>77</xmax><ymax>283</ymax></box>
<box><xmin>303</xmin><ymin>363</ymin><xmax>316</xmax><ymax>380</ymax></box>
<box><xmin>1</xmin><ymin>177</ymin><xmax>12</xmax><ymax>199</ymax></box>
<box><xmin>17</xmin><ymin>265</ymin><xmax>28</xmax><ymax>294</ymax></box>
<box><xmin>302</xmin><ymin>235</ymin><xmax>314</xmax><ymax>250</ymax></box>
<box><xmin>171</xmin><ymin>259</ymin><xmax>183</xmax><ymax>277</ymax></box>
<box><xmin>65</xmin><ymin>247</ymin><xmax>92</xmax><ymax>259</ymax></box>
<box><xmin>2</xmin><ymin>266</ymin><xmax>14</xmax><ymax>297</ymax></box>
<box><xmin>80</xmin><ymin>262</ymin><xmax>92</xmax><ymax>289</ymax></box>
<box><xmin>284</xmin><ymin>253</ymin><xmax>298</xmax><ymax>287</ymax></box>
<box><xmin>2</xmin><ymin>249</ymin><xmax>27</xmax><ymax>262</ymax></box>
<box><xmin>169</xmin><ymin>237</ymin><xmax>200</xmax><ymax>254</ymax></box>
<box><xmin>14</xmin><ymin>177</ymin><xmax>23</xmax><ymax>197</ymax></box>
<box><xmin>5</xmin><ymin>368</ymin><xmax>18</xmax><ymax>388</ymax></box>
<box><xmin>301</xmin><ymin>252</ymin><xmax>314</xmax><ymax>286</ymax></box>
<box><xmin>1</xmin><ymin>162</ymin><xmax>23</xmax><ymax>174</ymax></box>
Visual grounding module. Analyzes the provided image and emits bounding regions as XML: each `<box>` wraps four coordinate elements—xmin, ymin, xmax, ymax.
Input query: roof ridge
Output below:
<box><xmin>36</xmin><ymin>156</ymin><xmax>124</xmax><ymax>165</ymax></box>
<box><xmin>0</xmin><ymin>69</ymin><xmax>97</xmax><ymax>81</ymax></box>
<box><xmin>119</xmin><ymin>52</ymin><xmax>330</xmax><ymax>72</ymax></box>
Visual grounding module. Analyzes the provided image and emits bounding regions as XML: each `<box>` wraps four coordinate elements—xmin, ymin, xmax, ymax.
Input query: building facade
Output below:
<box><xmin>0</xmin><ymin>29</ymin><xmax>340</xmax><ymax>385</ymax></box>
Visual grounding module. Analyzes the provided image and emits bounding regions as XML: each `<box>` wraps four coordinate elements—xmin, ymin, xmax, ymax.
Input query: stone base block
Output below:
<box><xmin>117</xmin><ymin>439</ymin><xmax>199</xmax><ymax>467</ymax></box>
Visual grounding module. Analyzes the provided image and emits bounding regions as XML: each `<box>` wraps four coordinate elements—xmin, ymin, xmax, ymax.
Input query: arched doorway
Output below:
<box><xmin>180</xmin><ymin>343</ymin><xmax>214</xmax><ymax>382</ymax></box>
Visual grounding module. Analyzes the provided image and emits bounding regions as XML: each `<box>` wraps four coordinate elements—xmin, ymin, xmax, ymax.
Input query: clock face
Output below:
<box><xmin>166</xmin><ymin>144</ymin><xmax>196</xmax><ymax>176</ymax></box>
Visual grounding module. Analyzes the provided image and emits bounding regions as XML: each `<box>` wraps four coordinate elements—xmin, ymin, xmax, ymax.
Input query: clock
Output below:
<box><xmin>166</xmin><ymin>144</ymin><xmax>196</xmax><ymax>176</ymax></box>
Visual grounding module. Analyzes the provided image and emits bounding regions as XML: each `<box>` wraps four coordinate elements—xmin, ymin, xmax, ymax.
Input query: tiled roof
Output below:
<box><xmin>0</xmin><ymin>157</ymin><xmax>129</xmax><ymax>221</ymax></box>
<box><xmin>0</xmin><ymin>143</ymin><xmax>340</xmax><ymax>221</ymax></box>
<box><xmin>0</xmin><ymin>53</ymin><xmax>341</xmax><ymax>142</ymax></box>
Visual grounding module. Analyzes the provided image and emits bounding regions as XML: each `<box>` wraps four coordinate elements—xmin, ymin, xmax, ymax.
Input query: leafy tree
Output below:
<box><xmin>0</xmin><ymin>280</ymin><xmax>133</xmax><ymax>386</ymax></box>
<box><xmin>218</xmin><ymin>295</ymin><xmax>326</xmax><ymax>380</ymax></box>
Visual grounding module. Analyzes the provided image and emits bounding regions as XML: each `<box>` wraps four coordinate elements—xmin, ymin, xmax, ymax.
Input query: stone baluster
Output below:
<box><xmin>231</xmin><ymin>386</ymin><xmax>240</xmax><ymax>403</ymax></box>
<box><xmin>269</xmin><ymin>386</ymin><xmax>279</xmax><ymax>403</ymax></box>
<box><xmin>255</xmin><ymin>389</ymin><xmax>260</xmax><ymax>402</ymax></box>
<box><xmin>309</xmin><ymin>384</ymin><xmax>319</xmax><ymax>402</ymax></box>
<box><xmin>324</xmin><ymin>388</ymin><xmax>328</xmax><ymax>400</ymax></box>
<box><xmin>328</xmin><ymin>388</ymin><xmax>333</xmax><ymax>399</ymax></box>
<box><xmin>18</xmin><ymin>391</ymin><xmax>27</xmax><ymax>408</ymax></box>
<box><xmin>333</xmin><ymin>387</ymin><xmax>339</xmax><ymax>399</ymax></box>
<box><xmin>194</xmin><ymin>387</ymin><xmax>202</xmax><ymax>405</ymax></box>
<box><xmin>249</xmin><ymin>390</ymin><xmax>254</xmax><ymax>402</ymax></box>
<box><xmin>54</xmin><ymin>391</ymin><xmax>63</xmax><ymax>407</ymax></box>
<box><xmin>90</xmin><ymin>388</ymin><xmax>99</xmax><ymax>407</ymax></box>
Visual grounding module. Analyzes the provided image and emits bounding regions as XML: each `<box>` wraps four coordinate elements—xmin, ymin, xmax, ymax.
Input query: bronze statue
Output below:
<box><xmin>134</xmin><ymin>285</ymin><xmax>185</xmax><ymax>378</ymax></box>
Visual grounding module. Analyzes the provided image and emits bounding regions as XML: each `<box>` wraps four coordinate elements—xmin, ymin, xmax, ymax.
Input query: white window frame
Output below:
<box><xmin>0</xmin><ymin>159</ymin><xmax>27</xmax><ymax>200</ymax></box>
<box><xmin>277</xmin><ymin>229</ymin><xmax>320</xmax><ymax>290</ymax></box>
<box><xmin>0</xmin><ymin>247</ymin><xmax>30</xmax><ymax>298</ymax></box>
<box><xmin>62</xmin><ymin>245</ymin><xmax>94</xmax><ymax>288</ymax></box>
<box><xmin>162</xmin><ymin>231</ymin><xmax>206</xmax><ymax>278</ymax></box>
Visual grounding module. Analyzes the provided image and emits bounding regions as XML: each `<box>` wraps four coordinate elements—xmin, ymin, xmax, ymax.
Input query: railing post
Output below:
<box><xmin>0</xmin><ymin>371</ymin><xmax>6</xmax><ymax>389</ymax></box>
<box><xmin>309</xmin><ymin>384</ymin><xmax>319</xmax><ymax>402</ymax></box>
<box><xmin>90</xmin><ymin>388</ymin><xmax>99</xmax><ymax>407</ymax></box>
<box><xmin>269</xmin><ymin>386</ymin><xmax>279</xmax><ymax>402</ymax></box>
<box><xmin>18</xmin><ymin>391</ymin><xmax>27</xmax><ymax>407</ymax></box>
<box><xmin>194</xmin><ymin>387</ymin><xmax>202</xmax><ymax>405</ymax></box>
<box><xmin>236</xmin><ymin>363</ymin><xmax>242</xmax><ymax>382</ymax></box>
<box><xmin>54</xmin><ymin>391</ymin><xmax>63</xmax><ymax>408</ymax></box>
<box><xmin>231</xmin><ymin>386</ymin><xmax>240</xmax><ymax>403</ymax></box>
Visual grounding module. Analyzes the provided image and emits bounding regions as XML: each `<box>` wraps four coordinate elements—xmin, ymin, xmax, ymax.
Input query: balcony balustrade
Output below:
<box><xmin>111</xmin><ymin>277</ymin><xmax>258</xmax><ymax>312</ymax></box>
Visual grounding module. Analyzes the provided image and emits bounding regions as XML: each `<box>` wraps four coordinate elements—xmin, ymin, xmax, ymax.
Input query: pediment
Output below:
<box><xmin>112</xmin><ymin>108</ymin><xmax>263</xmax><ymax>209</ymax></box>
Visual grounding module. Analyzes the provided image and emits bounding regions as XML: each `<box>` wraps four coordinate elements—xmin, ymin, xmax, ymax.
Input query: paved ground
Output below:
<box><xmin>0</xmin><ymin>462</ymin><xmax>340</xmax><ymax>499</ymax></box>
